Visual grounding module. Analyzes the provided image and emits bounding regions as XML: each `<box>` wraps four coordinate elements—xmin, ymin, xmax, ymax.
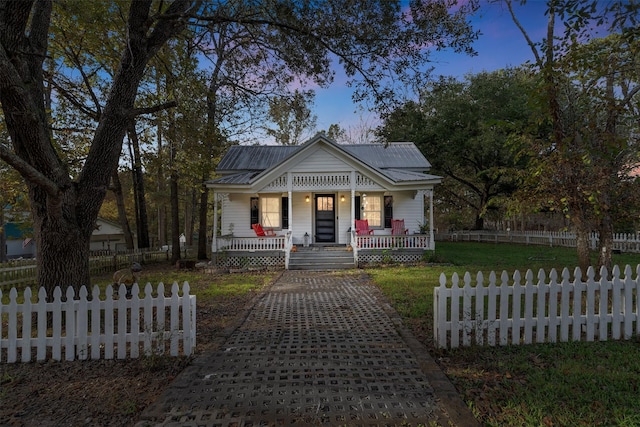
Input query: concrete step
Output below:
<box><xmin>288</xmin><ymin>247</ymin><xmax>355</xmax><ymax>270</ymax></box>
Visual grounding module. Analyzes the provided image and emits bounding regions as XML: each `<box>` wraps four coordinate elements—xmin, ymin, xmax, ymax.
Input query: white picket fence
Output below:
<box><xmin>434</xmin><ymin>264</ymin><xmax>640</xmax><ymax>349</ymax></box>
<box><xmin>437</xmin><ymin>231</ymin><xmax>640</xmax><ymax>253</ymax></box>
<box><xmin>0</xmin><ymin>282</ymin><xmax>196</xmax><ymax>363</ymax></box>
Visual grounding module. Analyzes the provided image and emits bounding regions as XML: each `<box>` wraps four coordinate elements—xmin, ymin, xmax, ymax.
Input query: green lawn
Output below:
<box><xmin>367</xmin><ymin>241</ymin><xmax>640</xmax><ymax>427</ymax></box>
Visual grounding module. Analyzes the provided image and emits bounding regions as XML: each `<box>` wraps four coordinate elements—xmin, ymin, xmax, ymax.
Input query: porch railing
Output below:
<box><xmin>217</xmin><ymin>236</ymin><xmax>286</xmax><ymax>251</ymax></box>
<box><xmin>355</xmin><ymin>234</ymin><xmax>431</xmax><ymax>250</ymax></box>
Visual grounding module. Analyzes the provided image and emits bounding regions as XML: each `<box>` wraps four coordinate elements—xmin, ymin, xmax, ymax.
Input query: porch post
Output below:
<box><xmin>350</xmin><ymin>171</ymin><xmax>356</xmax><ymax>234</ymax></box>
<box><xmin>429</xmin><ymin>188</ymin><xmax>435</xmax><ymax>250</ymax></box>
<box><xmin>287</xmin><ymin>172</ymin><xmax>293</xmax><ymax>231</ymax></box>
<box><xmin>212</xmin><ymin>191</ymin><xmax>218</xmax><ymax>253</ymax></box>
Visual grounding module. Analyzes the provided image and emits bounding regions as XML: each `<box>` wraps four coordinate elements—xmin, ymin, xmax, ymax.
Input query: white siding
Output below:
<box><xmin>221</xmin><ymin>194</ymin><xmax>254</xmax><ymax>238</ymax></box>
<box><xmin>389</xmin><ymin>191</ymin><xmax>425</xmax><ymax>234</ymax></box>
<box><xmin>336</xmin><ymin>192</ymin><xmax>351</xmax><ymax>245</ymax></box>
<box><xmin>289</xmin><ymin>147</ymin><xmax>353</xmax><ymax>173</ymax></box>
<box><xmin>291</xmin><ymin>193</ymin><xmax>312</xmax><ymax>245</ymax></box>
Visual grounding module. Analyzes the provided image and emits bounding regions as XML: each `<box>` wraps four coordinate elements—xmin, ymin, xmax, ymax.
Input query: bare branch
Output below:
<box><xmin>504</xmin><ymin>0</ymin><xmax>541</xmax><ymax>65</ymax></box>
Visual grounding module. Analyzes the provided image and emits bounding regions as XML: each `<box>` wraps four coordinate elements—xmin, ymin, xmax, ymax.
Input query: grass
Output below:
<box><xmin>367</xmin><ymin>241</ymin><xmax>640</xmax><ymax>427</ymax></box>
<box><xmin>91</xmin><ymin>266</ymin><xmax>280</xmax><ymax>303</ymax></box>
<box><xmin>2</xmin><ymin>264</ymin><xmax>279</xmax><ymax>304</ymax></box>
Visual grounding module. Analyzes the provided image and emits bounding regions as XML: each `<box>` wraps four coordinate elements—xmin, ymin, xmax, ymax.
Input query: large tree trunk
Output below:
<box><xmin>0</xmin><ymin>209</ymin><xmax>7</xmax><ymax>262</ymax></box>
<box><xmin>596</xmin><ymin>195</ymin><xmax>614</xmax><ymax>274</ymax></box>
<box><xmin>574</xmin><ymin>217</ymin><xmax>592</xmax><ymax>274</ymax></box>
<box><xmin>0</xmin><ymin>1</ymin><xmax>193</xmax><ymax>296</ymax></box>
<box><xmin>128</xmin><ymin>121</ymin><xmax>150</xmax><ymax>249</ymax></box>
<box><xmin>170</xmin><ymin>169</ymin><xmax>181</xmax><ymax>264</ymax></box>
<box><xmin>473</xmin><ymin>214</ymin><xmax>484</xmax><ymax>231</ymax></box>
<box><xmin>156</xmin><ymin>119</ymin><xmax>167</xmax><ymax>248</ymax></box>
<box><xmin>184</xmin><ymin>186</ymin><xmax>195</xmax><ymax>246</ymax></box>
<box><xmin>197</xmin><ymin>182</ymin><xmax>210</xmax><ymax>260</ymax></box>
<box><xmin>111</xmin><ymin>170</ymin><xmax>135</xmax><ymax>250</ymax></box>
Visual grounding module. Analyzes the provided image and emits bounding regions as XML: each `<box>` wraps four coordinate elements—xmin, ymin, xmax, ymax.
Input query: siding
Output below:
<box><xmin>289</xmin><ymin>146</ymin><xmax>353</xmax><ymax>173</ymax></box>
<box><xmin>221</xmin><ymin>194</ymin><xmax>254</xmax><ymax>238</ymax></box>
<box><xmin>290</xmin><ymin>193</ymin><xmax>313</xmax><ymax>245</ymax></box>
<box><xmin>390</xmin><ymin>191</ymin><xmax>425</xmax><ymax>234</ymax></box>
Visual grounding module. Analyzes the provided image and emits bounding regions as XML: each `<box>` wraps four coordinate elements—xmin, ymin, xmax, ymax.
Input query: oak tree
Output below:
<box><xmin>0</xmin><ymin>0</ymin><xmax>478</xmax><ymax>295</ymax></box>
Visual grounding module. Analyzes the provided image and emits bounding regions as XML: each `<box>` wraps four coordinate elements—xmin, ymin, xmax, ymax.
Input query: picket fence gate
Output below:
<box><xmin>0</xmin><ymin>282</ymin><xmax>196</xmax><ymax>363</ymax></box>
<box><xmin>434</xmin><ymin>264</ymin><xmax>640</xmax><ymax>349</ymax></box>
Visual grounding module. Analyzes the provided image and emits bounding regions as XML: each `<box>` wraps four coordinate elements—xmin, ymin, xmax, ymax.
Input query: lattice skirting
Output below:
<box><xmin>357</xmin><ymin>250</ymin><xmax>425</xmax><ymax>266</ymax></box>
<box><xmin>214</xmin><ymin>250</ymin><xmax>425</xmax><ymax>269</ymax></box>
<box><xmin>214</xmin><ymin>251</ymin><xmax>285</xmax><ymax>269</ymax></box>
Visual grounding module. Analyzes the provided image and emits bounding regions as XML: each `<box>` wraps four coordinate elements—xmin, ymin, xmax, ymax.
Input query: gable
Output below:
<box><xmin>288</xmin><ymin>144</ymin><xmax>354</xmax><ymax>173</ymax></box>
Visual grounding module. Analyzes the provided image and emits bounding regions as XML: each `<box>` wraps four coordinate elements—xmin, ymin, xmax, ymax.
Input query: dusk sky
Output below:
<box><xmin>312</xmin><ymin>0</ymin><xmax>553</xmax><ymax>134</ymax></box>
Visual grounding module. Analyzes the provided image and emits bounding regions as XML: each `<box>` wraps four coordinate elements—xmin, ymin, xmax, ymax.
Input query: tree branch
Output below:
<box><xmin>130</xmin><ymin>100</ymin><xmax>178</xmax><ymax>117</ymax></box>
<box><xmin>47</xmin><ymin>77</ymin><xmax>100</xmax><ymax>120</ymax></box>
<box><xmin>504</xmin><ymin>0</ymin><xmax>541</xmax><ymax>65</ymax></box>
<box><xmin>0</xmin><ymin>143</ymin><xmax>60</xmax><ymax>197</ymax></box>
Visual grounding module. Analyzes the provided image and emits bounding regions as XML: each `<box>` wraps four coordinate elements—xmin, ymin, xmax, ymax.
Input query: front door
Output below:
<box><xmin>315</xmin><ymin>194</ymin><xmax>335</xmax><ymax>243</ymax></box>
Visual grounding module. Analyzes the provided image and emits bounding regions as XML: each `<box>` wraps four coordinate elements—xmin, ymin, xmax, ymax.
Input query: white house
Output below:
<box><xmin>206</xmin><ymin>133</ymin><xmax>441</xmax><ymax>269</ymax></box>
<box><xmin>90</xmin><ymin>217</ymin><xmax>127</xmax><ymax>253</ymax></box>
<box><xmin>3</xmin><ymin>218</ymin><xmax>126</xmax><ymax>260</ymax></box>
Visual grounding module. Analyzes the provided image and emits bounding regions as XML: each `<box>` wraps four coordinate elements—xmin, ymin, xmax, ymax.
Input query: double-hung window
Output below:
<box><xmin>361</xmin><ymin>194</ymin><xmax>382</xmax><ymax>227</ymax></box>
<box><xmin>260</xmin><ymin>196</ymin><xmax>281</xmax><ymax>229</ymax></box>
<box><xmin>250</xmin><ymin>195</ymin><xmax>288</xmax><ymax>230</ymax></box>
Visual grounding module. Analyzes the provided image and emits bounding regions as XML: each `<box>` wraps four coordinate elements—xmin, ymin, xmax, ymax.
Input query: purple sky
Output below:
<box><xmin>312</xmin><ymin>0</ymin><xmax>552</xmax><ymax>134</ymax></box>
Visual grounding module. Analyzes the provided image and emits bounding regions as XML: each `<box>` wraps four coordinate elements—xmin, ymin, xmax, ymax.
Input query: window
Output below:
<box><xmin>260</xmin><ymin>196</ymin><xmax>281</xmax><ymax>228</ymax></box>
<box><xmin>281</xmin><ymin>197</ymin><xmax>289</xmax><ymax>229</ymax></box>
<box><xmin>250</xmin><ymin>197</ymin><xmax>259</xmax><ymax>229</ymax></box>
<box><xmin>316</xmin><ymin>196</ymin><xmax>334</xmax><ymax>211</ymax></box>
<box><xmin>361</xmin><ymin>194</ymin><xmax>381</xmax><ymax>227</ymax></box>
<box><xmin>251</xmin><ymin>196</ymin><xmax>287</xmax><ymax>229</ymax></box>
<box><xmin>384</xmin><ymin>196</ymin><xmax>393</xmax><ymax>228</ymax></box>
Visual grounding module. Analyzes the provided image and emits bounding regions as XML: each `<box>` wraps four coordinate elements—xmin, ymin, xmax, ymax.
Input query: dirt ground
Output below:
<box><xmin>0</xmin><ymin>265</ymin><xmax>266</xmax><ymax>427</ymax></box>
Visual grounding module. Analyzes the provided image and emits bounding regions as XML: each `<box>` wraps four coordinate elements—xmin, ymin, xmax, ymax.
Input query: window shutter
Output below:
<box><xmin>384</xmin><ymin>196</ymin><xmax>393</xmax><ymax>228</ymax></box>
<box><xmin>281</xmin><ymin>197</ymin><xmax>288</xmax><ymax>229</ymax></box>
<box><xmin>250</xmin><ymin>197</ymin><xmax>259</xmax><ymax>228</ymax></box>
<box><xmin>355</xmin><ymin>196</ymin><xmax>361</xmax><ymax>220</ymax></box>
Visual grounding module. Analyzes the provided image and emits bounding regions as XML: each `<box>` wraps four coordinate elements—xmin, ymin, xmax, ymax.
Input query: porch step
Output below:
<box><xmin>288</xmin><ymin>246</ymin><xmax>356</xmax><ymax>271</ymax></box>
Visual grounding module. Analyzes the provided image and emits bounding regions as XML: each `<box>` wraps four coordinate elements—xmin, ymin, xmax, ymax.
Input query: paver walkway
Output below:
<box><xmin>138</xmin><ymin>271</ymin><xmax>476</xmax><ymax>427</ymax></box>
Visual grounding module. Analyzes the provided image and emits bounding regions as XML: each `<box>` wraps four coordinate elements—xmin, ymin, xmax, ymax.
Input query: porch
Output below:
<box><xmin>207</xmin><ymin>136</ymin><xmax>441</xmax><ymax>271</ymax></box>
<box><xmin>213</xmin><ymin>232</ymin><xmax>433</xmax><ymax>270</ymax></box>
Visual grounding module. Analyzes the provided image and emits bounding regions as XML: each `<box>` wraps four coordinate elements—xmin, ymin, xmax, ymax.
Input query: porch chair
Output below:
<box><xmin>355</xmin><ymin>219</ymin><xmax>374</xmax><ymax>235</ymax></box>
<box><xmin>252</xmin><ymin>223</ymin><xmax>276</xmax><ymax>237</ymax></box>
<box><xmin>391</xmin><ymin>219</ymin><xmax>408</xmax><ymax>235</ymax></box>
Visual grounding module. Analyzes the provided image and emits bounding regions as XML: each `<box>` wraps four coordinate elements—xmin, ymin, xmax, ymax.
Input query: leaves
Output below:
<box><xmin>378</xmin><ymin>67</ymin><xmax>535</xmax><ymax>229</ymax></box>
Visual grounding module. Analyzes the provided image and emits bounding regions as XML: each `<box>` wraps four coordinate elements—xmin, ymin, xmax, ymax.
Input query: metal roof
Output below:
<box><xmin>215</xmin><ymin>142</ymin><xmax>430</xmax><ymax>174</ymax></box>
<box><xmin>216</xmin><ymin>145</ymin><xmax>299</xmax><ymax>173</ymax></box>
<box><xmin>341</xmin><ymin>143</ymin><xmax>431</xmax><ymax>170</ymax></box>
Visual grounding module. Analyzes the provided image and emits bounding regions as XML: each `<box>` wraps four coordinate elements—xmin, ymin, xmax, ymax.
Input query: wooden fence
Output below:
<box><xmin>434</xmin><ymin>264</ymin><xmax>640</xmax><ymax>349</ymax></box>
<box><xmin>0</xmin><ymin>282</ymin><xmax>195</xmax><ymax>363</ymax></box>
<box><xmin>436</xmin><ymin>231</ymin><xmax>640</xmax><ymax>253</ymax></box>
<box><xmin>0</xmin><ymin>249</ymin><xmax>169</xmax><ymax>289</ymax></box>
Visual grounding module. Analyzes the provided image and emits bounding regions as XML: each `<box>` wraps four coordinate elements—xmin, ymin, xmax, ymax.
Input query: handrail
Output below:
<box><xmin>284</xmin><ymin>231</ymin><xmax>293</xmax><ymax>269</ymax></box>
<box><xmin>350</xmin><ymin>229</ymin><xmax>358</xmax><ymax>264</ymax></box>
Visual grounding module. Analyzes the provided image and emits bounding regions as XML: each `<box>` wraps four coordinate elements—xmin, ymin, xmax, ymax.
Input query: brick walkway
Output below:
<box><xmin>137</xmin><ymin>271</ymin><xmax>476</xmax><ymax>427</ymax></box>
